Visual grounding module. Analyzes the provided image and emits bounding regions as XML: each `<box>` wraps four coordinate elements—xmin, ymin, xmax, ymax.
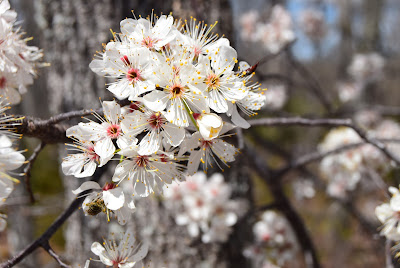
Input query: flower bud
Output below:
<box><xmin>196</xmin><ymin>113</ymin><xmax>223</xmax><ymax>140</ymax></box>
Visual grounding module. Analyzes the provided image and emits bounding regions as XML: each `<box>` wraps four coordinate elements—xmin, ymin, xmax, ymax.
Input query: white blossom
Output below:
<box><xmin>113</xmin><ymin>145</ymin><xmax>184</xmax><ymax>197</ymax></box>
<box><xmin>120</xmin><ymin>14</ymin><xmax>176</xmax><ymax>51</ymax></box>
<box><xmin>299</xmin><ymin>9</ymin><xmax>326</xmax><ymax>41</ymax></box>
<box><xmin>376</xmin><ymin>186</ymin><xmax>400</xmax><ymax>241</ymax></box>
<box><xmin>91</xmin><ymin>230</ymin><xmax>148</xmax><ymax>268</ymax></box>
<box><xmin>66</xmin><ymin>100</ymin><xmax>136</xmax><ymax>160</ymax></box>
<box><xmin>73</xmin><ymin>181</ymin><xmax>135</xmax><ymax>225</ymax></box>
<box><xmin>348</xmin><ymin>52</ymin><xmax>385</xmax><ymax>84</ymax></box>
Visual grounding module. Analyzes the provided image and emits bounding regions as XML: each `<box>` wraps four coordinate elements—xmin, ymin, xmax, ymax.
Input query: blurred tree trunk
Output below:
<box><xmin>362</xmin><ymin>0</ymin><xmax>383</xmax><ymax>52</ymax></box>
<box><xmin>15</xmin><ymin>1</ymin><xmax>252</xmax><ymax>267</ymax></box>
<box><xmin>338</xmin><ymin>0</ymin><xmax>353</xmax><ymax>79</ymax></box>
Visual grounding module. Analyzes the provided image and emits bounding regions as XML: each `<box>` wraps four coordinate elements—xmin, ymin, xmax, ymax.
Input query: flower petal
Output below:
<box><xmin>72</xmin><ymin>181</ymin><xmax>101</xmax><ymax>195</ymax></box>
<box><xmin>103</xmin><ymin>187</ymin><xmax>125</xmax><ymax>210</ymax></box>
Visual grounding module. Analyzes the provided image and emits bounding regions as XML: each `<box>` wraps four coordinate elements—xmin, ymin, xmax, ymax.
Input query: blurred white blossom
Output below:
<box><xmin>262</xmin><ymin>82</ymin><xmax>287</xmax><ymax>110</ymax></box>
<box><xmin>240</xmin><ymin>6</ymin><xmax>295</xmax><ymax>54</ymax></box>
<box><xmin>336</xmin><ymin>81</ymin><xmax>363</xmax><ymax>103</ymax></box>
<box><xmin>163</xmin><ymin>172</ymin><xmax>247</xmax><ymax>243</ymax></box>
<box><xmin>244</xmin><ymin>211</ymin><xmax>298</xmax><ymax>267</ymax></box>
<box><xmin>299</xmin><ymin>9</ymin><xmax>326</xmax><ymax>41</ymax></box>
<box><xmin>347</xmin><ymin>52</ymin><xmax>385</xmax><ymax>85</ymax></box>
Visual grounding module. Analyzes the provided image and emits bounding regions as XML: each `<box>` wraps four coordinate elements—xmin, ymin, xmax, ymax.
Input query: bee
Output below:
<box><xmin>86</xmin><ymin>198</ymin><xmax>106</xmax><ymax>216</ymax></box>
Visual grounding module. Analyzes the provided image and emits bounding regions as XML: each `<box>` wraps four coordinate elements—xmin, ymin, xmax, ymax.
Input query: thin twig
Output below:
<box><xmin>23</xmin><ymin>142</ymin><xmax>46</xmax><ymax>203</ymax></box>
<box><xmin>249</xmin><ymin>116</ymin><xmax>400</xmax><ymax>166</ymax></box>
<box><xmin>273</xmin><ymin>138</ymin><xmax>400</xmax><ymax>180</ymax></box>
<box><xmin>286</xmin><ymin>50</ymin><xmax>334</xmax><ymax>113</ymax></box>
<box><xmin>42</xmin><ymin>242</ymin><xmax>70</xmax><ymax>268</ymax></box>
<box><xmin>249</xmin><ymin>134</ymin><xmax>382</xmax><ymax>237</ymax></box>
<box><xmin>249</xmin><ymin>117</ymin><xmax>352</xmax><ymax>127</ymax></box>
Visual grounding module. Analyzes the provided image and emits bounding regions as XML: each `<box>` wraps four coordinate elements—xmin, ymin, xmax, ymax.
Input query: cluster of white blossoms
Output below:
<box><xmin>0</xmin><ymin>98</ymin><xmax>25</xmax><ymax>232</ymax></box>
<box><xmin>337</xmin><ymin>52</ymin><xmax>385</xmax><ymax>103</ymax></box>
<box><xmin>319</xmin><ymin>127</ymin><xmax>363</xmax><ymax>199</ymax></box>
<box><xmin>319</xmin><ymin>118</ymin><xmax>400</xmax><ymax>199</ymax></box>
<box><xmin>0</xmin><ymin>0</ymin><xmax>44</xmax><ymax>104</ymax></box>
<box><xmin>63</xmin><ymin>13</ymin><xmax>267</xmax><ymax>227</ymax></box>
<box><xmin>243</xmin><ymin>211</ymin><xmax>298</xmax><ymax>267</ymax></box>
<box><xmin>299</xmin><ymin>9</ymin><xmax>326</xmax><ymax>41</ymax></box>
<box><xmin>162</xmin><ymin>172</ymin><xmax>246</xmax><ymax>243</ymax></box>
<box><xmin>240</xmin><ymin>5</ymin><xmax>295</xmax><ymax>54</ymax></box>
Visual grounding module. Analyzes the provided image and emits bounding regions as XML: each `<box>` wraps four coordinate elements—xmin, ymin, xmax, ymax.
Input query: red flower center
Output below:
<box><xmin>121</xmin><ymin>55</ymin><xmax>130</xmax><ymax>66</ymax></box>
<box><xmin>87</xmin><ymin>146</ymin><xmax>100</xmax><ymax>163</ymax></box>
<box><xmin>129</xmin><ymin>102</ymin><xmax>141</xmax><ymax>112</ymax></box>
<box><xmin>126</xmin><ymin>68</ymin><xmax>141</xmax><ymax>82</ymax></box>
<box><xmin>148</xmin><ymin>113</ymin><xmax>165</xmax><ymax>129</ymax></box>
<box><xmin>201</xmin><ymin>139</ymin><xmax>213</xmax><ymax>148</ymax></box>
<box><xmin>107</xmin><ymin>124</ymin><xmax>121</xmax><ymax>139</ymax></box>
<box><xmin>141</xmin><ymin>36</ymin><xmax>157</xmax><ymax>48</ymax></box>
<box><xmin>205</xmin><ymin>73</ymin><xmax>220</xmax><ymax>91</ymax></box>
<box><xmin>136</xmin><ymin>155</ymin><xmax>149</xmax><ymax>167</ymax></box>
<box><xmin>170</xmin><ymin>84</ymin><xmax>185</xmax><ymax>98</ymax></box>
<box><xmin>159</xmin><ymin>153</ymin><xmax>169</xmax><ymax>162</ymax></box>
<box><xmin>0</xmin><ymin>77</ymin><xmax>6</xmax><ymax>89</ymax></box>
<box><xmin>102</xmin><ymin>182</ymin><xmax>116</xmax><ymax>191</ymax></box>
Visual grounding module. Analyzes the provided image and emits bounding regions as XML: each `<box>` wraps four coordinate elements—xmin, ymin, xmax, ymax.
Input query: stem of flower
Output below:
<box><xmin>183</xmin><ymin>100</ymin><xmax>199</xmax><ymax>131</ymax></box>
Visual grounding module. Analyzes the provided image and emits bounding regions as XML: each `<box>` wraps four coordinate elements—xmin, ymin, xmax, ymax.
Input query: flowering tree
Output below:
<box><xmin>0</xmin><ymin>1</ymin><xmax>400</xmax><ymax>268</ymax></box>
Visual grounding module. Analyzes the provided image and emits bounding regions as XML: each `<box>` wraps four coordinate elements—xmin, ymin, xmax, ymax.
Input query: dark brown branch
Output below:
<box><xmin>245</xmin><ymin>142</ymin><xmax>321</xmax><ymax>268</ymax></box>
<box><xmin>44</xmin><ymin>108</ymin><xmax>101</xmax><ymax>125</ymax></box>
<box><xmin>350</xmin><ymin>124</ymin><xmax>400</xmax><ymax>165</ymax></box>
<box><xmin>249</xmin><ymin>134</ymin><xmax>381</xmax><ymax>237</ymax></box>
<box><xmin>14</xmin><ymin>100</ymin><xmax>130</xmax><ymax>144</ymax></box>
<box><xmin>23</xmin><ymin>142</ymin><xmax>46</xmax><ymax>203</ymax></box>
<box><xmin>0</xmin><ymin>168</ymin><xmax>105</xmax><ymax>268</ymax></box>
<box><xmin>15</xmin><ymin>116</ymin><xmax>70</xmax><ymax>144</ymax></box>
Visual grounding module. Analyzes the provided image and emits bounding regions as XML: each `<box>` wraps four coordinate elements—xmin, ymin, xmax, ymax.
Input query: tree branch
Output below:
<box><xmin>286</xmin><ymin>50</ymin><xmax>334</xmax><ymax>113</ymax></box>
<box><xmin>249</xmin><ymin>116</ymin><xmax>400</xmax><ymax>166</ymax></box>
<box><xmin>245</xmin><ymin>141</ymin><xmax>321</xmax><ymax>268</ymax></box>
<box><xmin>0</xmin><ymin>168</ymin><xmax>105</xmax><ymax>268</ymax></box>
<box><xmin>23</xmin><ymin>141</ymin><xmax>46</xmax><ymax>203</ymax></box>
<box><xmin>249</xmin><ymin>117</ymin><xmax>352</xmax><ymax>127</ymax></box>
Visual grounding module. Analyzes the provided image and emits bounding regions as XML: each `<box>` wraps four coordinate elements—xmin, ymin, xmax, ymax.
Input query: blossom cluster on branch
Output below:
<box><xmin>60</xmin><ymin>12</ymin><xmax>267</xmax><ymax>266</ymax></box>
<box><xmin>3</xmin><ymin>2</ymin><xmax>400</xmax><ymax>267</ymax></box>
<box><xmin>318</xmin><ymin>115</ymin><xmax>400</xmax><ymax>199</ymax></box>
<box><xmin>0</xmin><ymin>0</ymin><xmax>43</xmax><ymax>104</ymax></box>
